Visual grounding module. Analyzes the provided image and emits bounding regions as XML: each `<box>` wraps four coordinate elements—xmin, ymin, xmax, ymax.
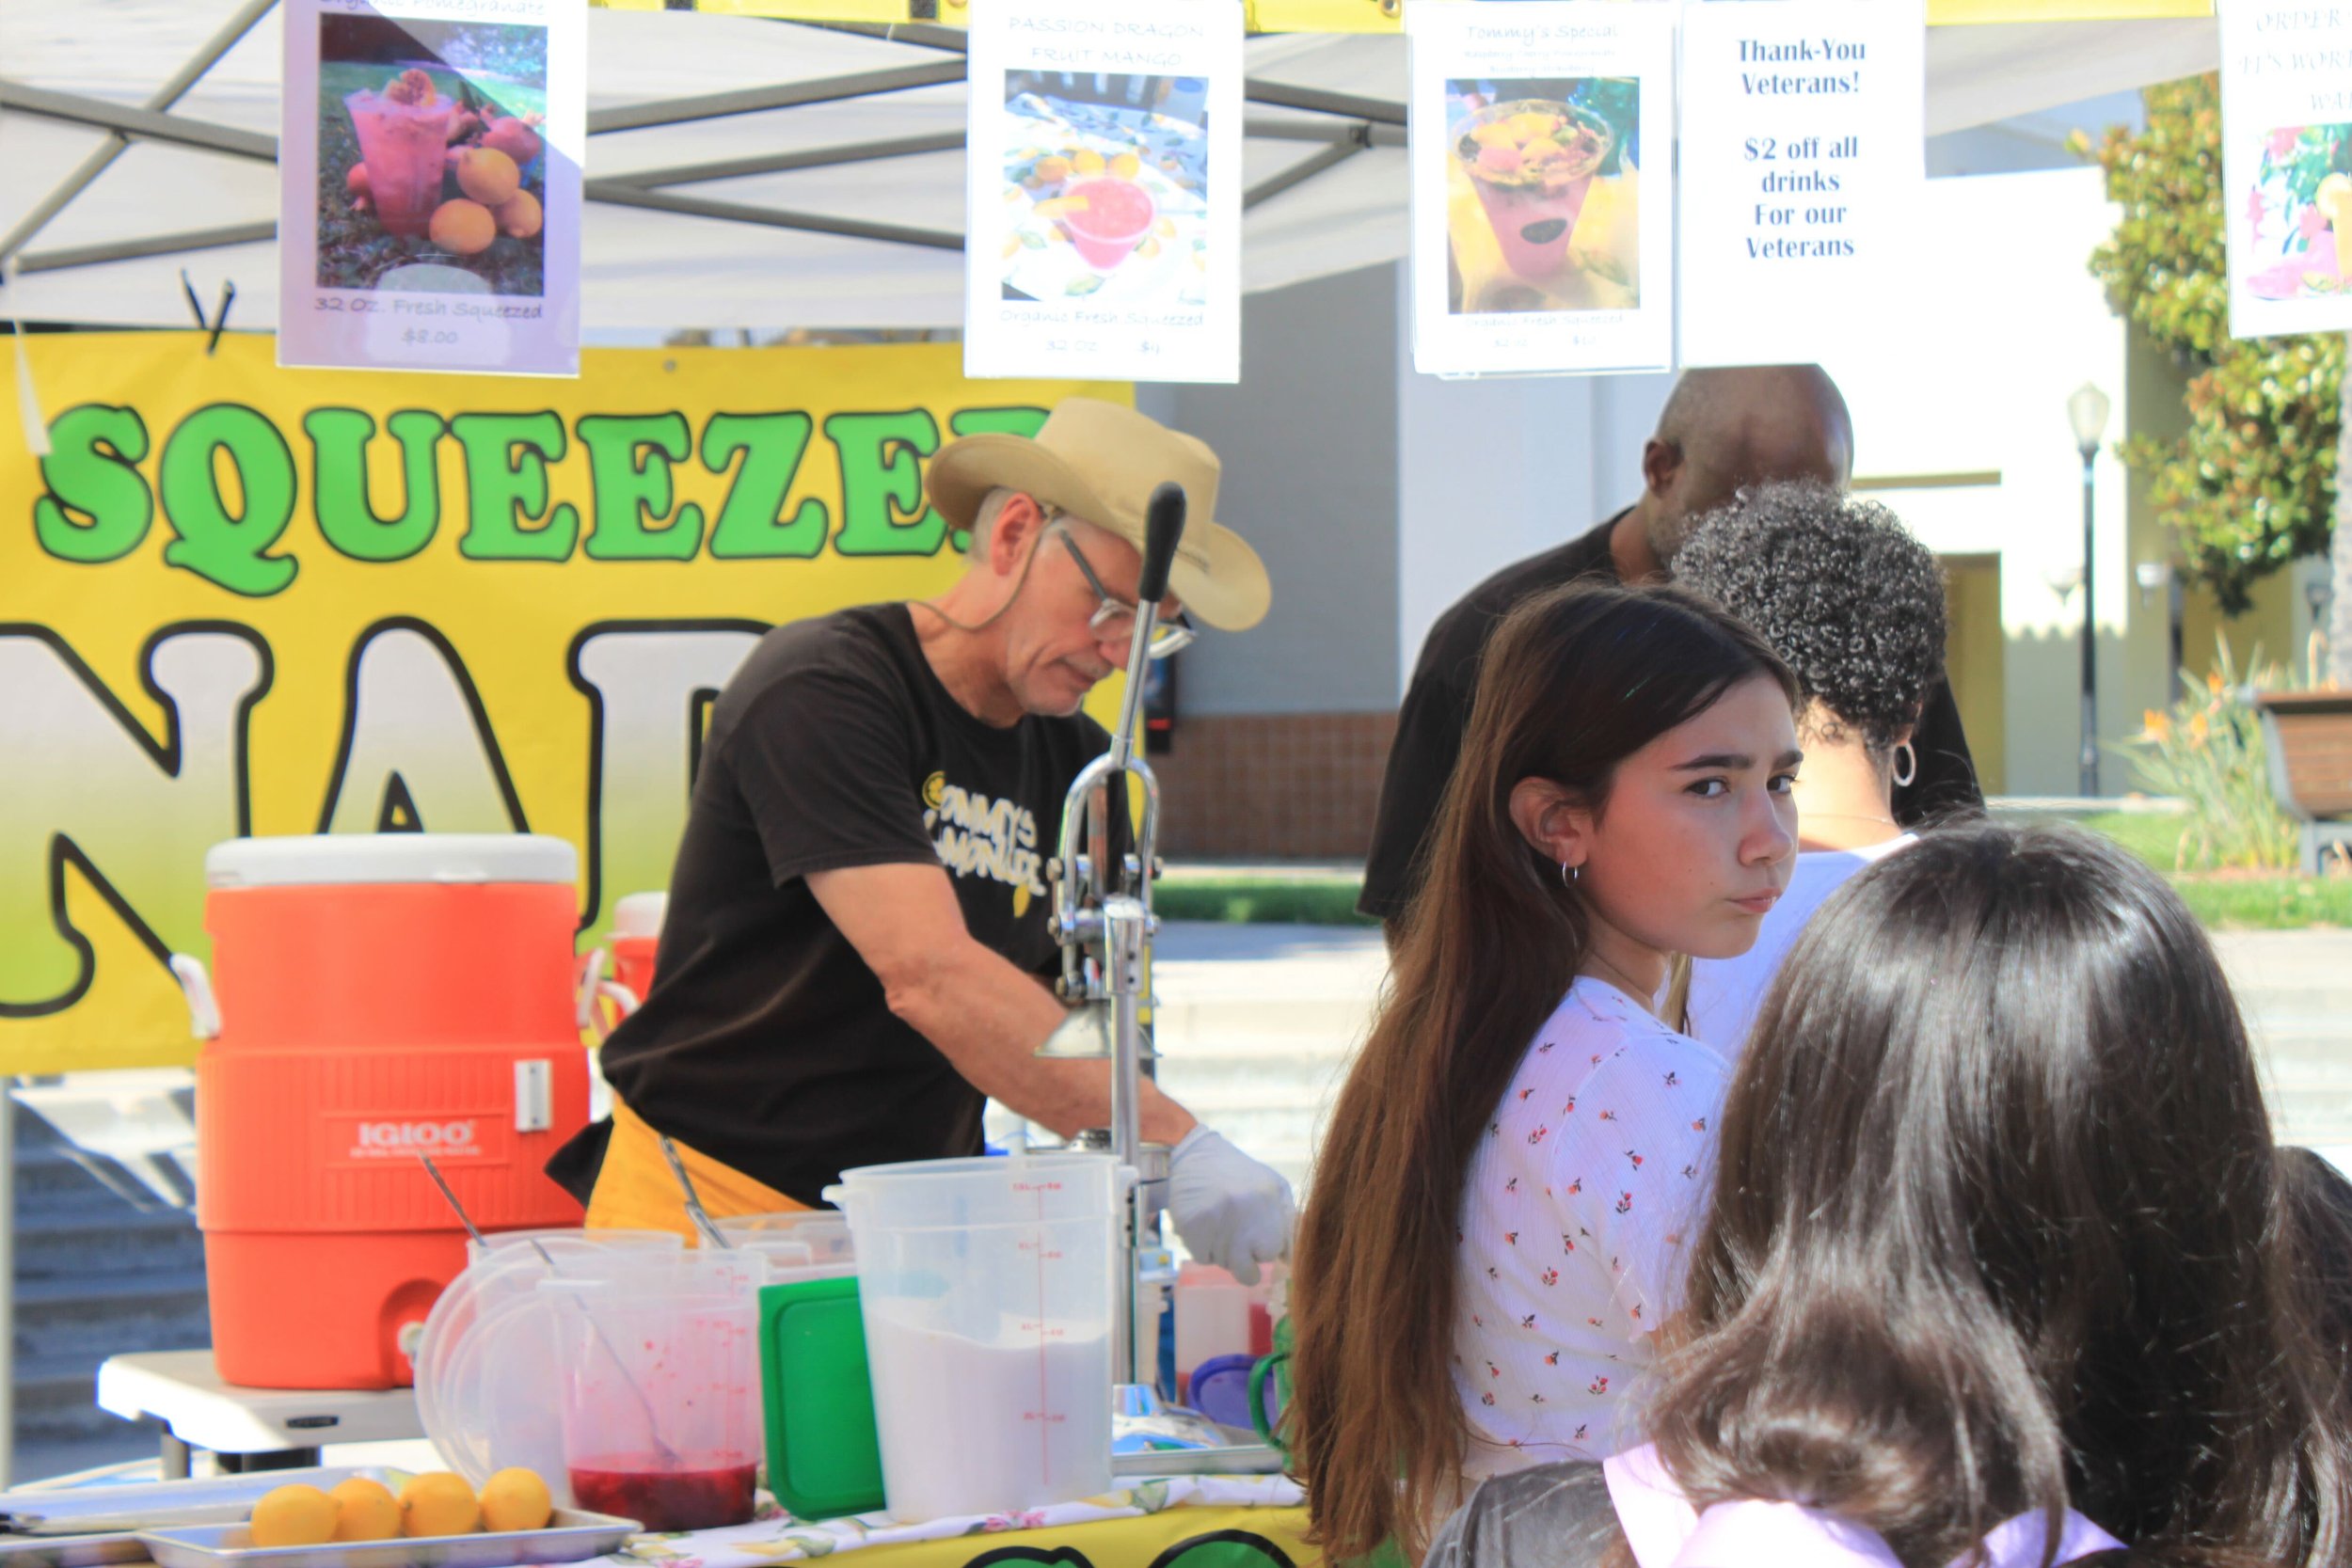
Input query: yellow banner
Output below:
<box><xmin>1</xmin><ymin>332</ymin><xmax>1117</xmax><ymax>1074</ymax></box>
<box><xmin>591</xmin><ymin>0</ymin><xmax>2209</xmax><ymax>33</ymax></box>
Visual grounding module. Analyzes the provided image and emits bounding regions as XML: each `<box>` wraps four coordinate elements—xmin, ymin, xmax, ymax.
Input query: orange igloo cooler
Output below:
<box><xmin>181</xmin><ymin>834</ymin><xmax>591</xmax><ymax>1390</ymax></box>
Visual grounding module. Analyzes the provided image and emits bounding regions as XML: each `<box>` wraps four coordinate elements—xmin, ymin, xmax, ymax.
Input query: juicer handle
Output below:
<box><xmin>576</xmin><ymin>948</ymin><xmax>641</xmax><ymax>1042</ymax></box>
<box><xmin>167</xmin><ymin>954</ymin><xmax>220</xmax><ymax>1040</ymax></box>
<box><xmin>588</xmin><ymin>982</ymin><xmax>640</xmax><ymax>1044</ymax></box>
<box><xmin>1136</xmin><ymin>483</ymin><xmax>1187</xmax><ymax>607</ymax></box>
<box><xmin>577</xmin><ymin>946</ymin><xmax>607</xmax><ymax>1030</ymax></box>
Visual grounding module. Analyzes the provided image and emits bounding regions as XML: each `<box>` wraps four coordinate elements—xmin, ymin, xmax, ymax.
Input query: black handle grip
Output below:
<box><xmin>1137</xmin><ymin>482</ymin><xmax>1187</xmax><ymax>606</ymax></box>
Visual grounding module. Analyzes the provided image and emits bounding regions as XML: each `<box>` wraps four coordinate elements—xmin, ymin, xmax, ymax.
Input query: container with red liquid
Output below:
<box><xmin>1454</xmin><ymin>99</ymin><xmax>1614</xmax><ymax>282</ymax></box>
<box><xmin>1057</xmin><ymin>178</ymin><xmax>1155</xmax><ymax>272</ymax></box>
<box><xmin>545</xmin><ymin>1257</ymin><xmax>765</xmax><ymax>1532</ymax></box>
<box><xmin>343</xmin><ymin>77</ymin><xmax>456</xmax><ymax>239</ymax></box>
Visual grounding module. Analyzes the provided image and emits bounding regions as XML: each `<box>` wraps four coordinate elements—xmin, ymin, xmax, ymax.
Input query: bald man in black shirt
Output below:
<box><xmin>1359</xmin><ymin>366</ymin><xmax>1982</xmax><ymax>933</ymax></box>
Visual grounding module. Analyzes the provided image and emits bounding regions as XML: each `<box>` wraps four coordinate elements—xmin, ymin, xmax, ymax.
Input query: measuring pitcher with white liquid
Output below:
<box><xmin>828</xmin><ymin>1155</ymin><xmax>1120</xmax><ymax>1521</ymax></box>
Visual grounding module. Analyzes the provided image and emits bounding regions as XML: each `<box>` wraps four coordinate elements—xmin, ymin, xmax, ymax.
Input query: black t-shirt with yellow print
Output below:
<box><xmin>596</xmin><ymin>602</ymin><xmax>1108</xmax><ymax>1207</ymax></box>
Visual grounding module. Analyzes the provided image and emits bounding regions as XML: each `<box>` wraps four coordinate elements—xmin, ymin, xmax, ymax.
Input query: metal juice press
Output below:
<box><xmin>1035</xmin><ymin>482</ymin><xmax>1281</xmax><ymax>1477</ymax></box>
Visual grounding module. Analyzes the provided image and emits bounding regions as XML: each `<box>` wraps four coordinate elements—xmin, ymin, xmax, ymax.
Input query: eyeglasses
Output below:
<box><xmin>1049</xmin><ymin>522</ymin><xmax>1196</xmax><ymax>659</ymax></box>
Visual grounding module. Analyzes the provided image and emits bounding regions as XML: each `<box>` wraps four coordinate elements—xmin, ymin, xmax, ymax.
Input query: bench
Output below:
<box><xmin>2255</xmin><ymin>690</ymin><xmax>2352</xmax><ymax>875</ymax></box>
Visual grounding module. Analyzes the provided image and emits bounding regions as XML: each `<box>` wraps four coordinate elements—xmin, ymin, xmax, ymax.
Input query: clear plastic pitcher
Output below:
<box><xmin>827</xmin><ymin>1154</ymin><xmax>1120</xmax><ymax>1522</ymax></box>
<box><xmin>418</xmin><ymin>1229</ymin><xmax>684</xmax><ymax>1498</ymax></box>
<box><xmin>545</xmin><ymin>1253</ymin><xmax>768</xmax><ymax>1531</ymax></box>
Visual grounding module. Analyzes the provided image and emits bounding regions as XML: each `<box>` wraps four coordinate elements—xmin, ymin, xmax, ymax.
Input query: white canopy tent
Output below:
<box><xmin>0</xmin><ymin>1</ymin><xmax>2220</xmax><ymax>333</ymax></box>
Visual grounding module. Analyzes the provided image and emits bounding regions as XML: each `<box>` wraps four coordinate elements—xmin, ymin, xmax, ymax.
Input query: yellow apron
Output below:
<box><xmin>584</xmin><ymin>1098</ymin><xmax>809</xmax><ymax>1239</ymax></box>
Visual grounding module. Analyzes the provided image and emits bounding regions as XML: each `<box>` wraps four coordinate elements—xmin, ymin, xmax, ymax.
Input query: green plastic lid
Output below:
<box><xmin>759</xmin><ymin>1276</ymin><xmax>885</xmax><ymax>1520</ymax></box>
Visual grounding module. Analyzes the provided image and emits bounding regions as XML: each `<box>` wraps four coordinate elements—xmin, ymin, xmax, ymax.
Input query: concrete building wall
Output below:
<box><xmin>1138</xmin><ymin>262</ymin><xmax>1403</xmax><ymax>718</ymax></box>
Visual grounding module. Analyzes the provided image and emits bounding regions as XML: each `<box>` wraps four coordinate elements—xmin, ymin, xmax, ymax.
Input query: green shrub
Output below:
<box><xmin>2120</xmin><ymin>637</ymin><xmax>2305</xmax><ymax>870</ymax></box>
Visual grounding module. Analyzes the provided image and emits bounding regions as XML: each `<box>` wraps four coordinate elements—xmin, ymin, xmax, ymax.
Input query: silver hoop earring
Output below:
<box><xmin>1891</xmin><ymin>740</ymin><xmax>1918</xmax><ymax>789</ymax></box>
<box><xmin>1560</xmin><ymin>860</ymin><xmax>1580</xmax><ymax>887</ymax></box>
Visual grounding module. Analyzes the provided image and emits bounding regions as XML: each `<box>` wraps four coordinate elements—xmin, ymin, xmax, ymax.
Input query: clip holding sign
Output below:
<box><xmin>178</xmin><ymin>269</ymin><xmax>238</xmax><ymax>356</ymax></box>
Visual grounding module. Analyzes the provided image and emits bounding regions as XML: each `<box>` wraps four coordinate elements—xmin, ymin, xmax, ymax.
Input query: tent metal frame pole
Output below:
<box><xmin>0</xmin><ymin>83</ymin><xmax>278</xmax><ymax>164</ymax></box>
<box><xmin>799</xmin><ymin>19</ymin><xmax>968</xmax><ymax>53</ymax></box>
<box><xmin>582</xmin><ymin>181</ymin><xmax>963</xmax><ymax>249</ymax></box>
<box><xmin>612</xmin><ymin>130</ymin><xmax>966</xmax><ymax>188</ymax></box>
<box><xmin>1</xmin><ymin>17</ymin><xmax>1402</xmax><ymax>282</ymax></box>
<box><xmin>587</xmin><ymin>59</ymin><xmax>966</xmax><ymax>135</ymax></box>
<box><xmin>1245</xmin><ymin>116</ymin><xmax>1404</xmax><ymax>147</ymax></box>
<box><xmin>0</xmin><ymin>0</ymin><xmax>278</xmax><ymax>265</ymax></box>
<box><xmin>1241</xmin><ymin>80</ymin><xmax>1404</xmax><ymax>125</ymax></box>
<box><xmin>1244</xmin><ymin>130</ymin><xmax>1365</xmax><ymax>210</ymax></box>
<box><xmin>16</xmin><ymin>222</ymin><xmax>278</xmax><ymax>275</ymax></box>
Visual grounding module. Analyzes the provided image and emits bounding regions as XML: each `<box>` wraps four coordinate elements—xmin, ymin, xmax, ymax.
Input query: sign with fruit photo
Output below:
<box><xmin>2221</xmin><ymin>0</ymin><xmax>2352</xmax><ymax>340</ymax></box>
<box><xmin>964</xmin><ymin>0</ymin><xmax>1242</xmax><ymax>384</ymax></box>
<box><xmin>1407</xmin><ymin>2</ymin><xmax>1672</xmax><ymax>377</ymax></box>
<box><xmin>278</xmin><ymin>0</ymin><xmax>583</xmax><ymax>377</ymax></box>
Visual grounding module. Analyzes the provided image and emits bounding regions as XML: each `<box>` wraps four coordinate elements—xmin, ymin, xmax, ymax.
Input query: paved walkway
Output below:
<box><xmin>1152</xmin><ymin>923</ymin><xmax>2352</xmax><ymax>1190</ymax></box>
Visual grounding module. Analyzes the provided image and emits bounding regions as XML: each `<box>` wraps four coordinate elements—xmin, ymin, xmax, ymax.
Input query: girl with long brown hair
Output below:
<box><xmin>1290</xmin><ymin>581</ymin><xmax>1803</xmax><ymax>1562</ymax></box>
<box><xmin>1424</xmin><ymin>823</ymin><xmax>2352</xmax><ymax>1567</ymax></box>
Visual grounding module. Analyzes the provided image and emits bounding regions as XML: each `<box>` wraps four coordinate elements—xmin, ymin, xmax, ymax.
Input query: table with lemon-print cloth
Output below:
<box><xmin>575</xmin><ymin>1476</ymin><xmax>1313</xmax><ymax>1568</ymax></box>
<box><xmin>1445</xmin><ymin>152</ymin><xmax>1640</xmax><ymax>316</ymax></box>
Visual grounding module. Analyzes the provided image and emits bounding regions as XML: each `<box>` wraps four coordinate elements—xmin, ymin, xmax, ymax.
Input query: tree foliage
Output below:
<box><xmin>2074</xmin><ymin>74</ymin><xmax>2340</xmax><ymax>613</ymax></box>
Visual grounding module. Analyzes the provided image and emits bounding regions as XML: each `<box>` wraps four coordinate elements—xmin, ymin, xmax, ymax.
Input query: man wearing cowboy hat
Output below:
<box><xmin>559</xmin><ymin>399</ymin><xmax>1295</xmax><ymax>1283</ymax></box>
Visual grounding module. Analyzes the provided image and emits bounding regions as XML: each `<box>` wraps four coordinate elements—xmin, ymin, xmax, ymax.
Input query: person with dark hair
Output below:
<box><xmin>1426</xmin><ymin>823</ymin><xmax>2352</xmax><ymax>1568</ymax></box>
<box><xmin>1671</xmin><ymin>478</ymin><xmax>1956</xmax><ymax>1050</ymax></box>
<box><xmin>1359</xmin><ymin>365</ymin><xmax>1982</xmax><ymax>936</ymax></box>
<box><xmin>1291</xmin><ymin>581</ymin><xmax>1804</xmax><ymax>1565</ymax></box>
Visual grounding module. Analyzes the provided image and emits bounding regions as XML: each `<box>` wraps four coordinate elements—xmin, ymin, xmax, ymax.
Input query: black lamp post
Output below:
<box><xmin>2068</xmin><ymin>382</ymin><xmax>2111</xmax><ymax>798</ymax></box>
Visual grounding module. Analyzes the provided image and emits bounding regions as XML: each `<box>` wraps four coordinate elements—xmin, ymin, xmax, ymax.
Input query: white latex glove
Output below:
<box><xmin>1168</xmin><ymin>1125</ymin><xmax>1295</xmax><ymax>1286</ymax></box>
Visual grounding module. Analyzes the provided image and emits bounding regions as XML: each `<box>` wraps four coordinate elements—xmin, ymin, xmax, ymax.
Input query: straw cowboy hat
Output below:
<box><xmin>925</xmin><ymin>398</ymin><xmax>1272</xmax><ymax>632</ymax></box>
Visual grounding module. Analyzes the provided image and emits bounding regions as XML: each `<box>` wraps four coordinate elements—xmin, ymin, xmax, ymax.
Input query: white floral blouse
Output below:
<box><xmin>1450</xmin><ymin>976</ymin><xmax>1729</xmax><ymax>1478</ymax></box>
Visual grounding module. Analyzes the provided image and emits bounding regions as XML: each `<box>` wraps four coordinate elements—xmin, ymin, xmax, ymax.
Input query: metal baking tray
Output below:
<box><xmin>0</xmin><ymin>1468</ymin><xmax>390</xmax><ymax>1568</ymax></box>
<box><xmin>1112</xmin><ymin>1427</ymin><xmax>1287</xmax><ymax>1479</ymax></box>
<box><xmin>139</xmin><ymin>1508</ymin><xmax>639</xmax><ymax>1568</ymax></box>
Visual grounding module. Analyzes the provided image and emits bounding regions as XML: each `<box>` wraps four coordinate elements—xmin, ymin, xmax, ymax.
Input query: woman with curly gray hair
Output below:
<box><xmin>1670</xmin><ymin>478</ymin><xmax>1962</xmax><ymax>1051</ymax></box>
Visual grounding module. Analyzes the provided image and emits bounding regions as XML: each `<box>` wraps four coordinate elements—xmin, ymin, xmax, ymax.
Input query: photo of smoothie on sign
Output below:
<box><xmin>316</xmin><ymin>12</ymin><xmax>549</xmax><ymax>299</ymax></box>
<box><xmin>2244</xmin><ymin>122</ymin><xmax>2352</xmax><ymax>300</ymax></box>
<box><xmin>998</xmin><ymin>71</ymin><xmax>1210</xmax><ymax>309</ymax></box>
<box><xmin>1445</xmin><ymin>76</ymin><xmax>1638</xmax><ymax>315</ymax></box>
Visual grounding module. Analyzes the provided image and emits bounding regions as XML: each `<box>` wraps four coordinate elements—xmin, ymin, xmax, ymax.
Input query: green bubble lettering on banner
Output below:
<box><xmin>453</xmin><ymin>411</ymin><xmax>579</xmax><ymax>562</ymax></box>
<box><xmin>825</xmin><ymin>409</ymin><xmax>946</xmax><ymax>557</ymax></box>
<box><xmin>704</xmin><ymin>412</ymin><xmax>828</xmax><ymax>559</ymax></box>
<box><xmin>33</xmin><ymin>404</ymin><xmax>154</xmax><ymax>564</ymax></box>
<box><xmin>580</xmin><ymin>413</ymin><xmax>704</xmax><ymax>562</ymax></box>
<box><xmin>307</xmin><ymin>407</ymin><xmax>448</xmax><ymax>563</ymax></box>
<box><xmin>157</xmin><ymin>404</ymin><xmax>298</xmax><ymax>596</ymax></box>
<box><xmin>947</xmin><ymin>405</ymin><xmax>1050</xmax><ymax>439</ymax></box>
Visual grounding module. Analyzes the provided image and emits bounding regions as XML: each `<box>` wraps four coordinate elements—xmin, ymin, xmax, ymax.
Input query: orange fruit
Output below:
<box><xmin>250</xmin><ymin>1485</ymin><xmax>337</xmax><ymax>1548</ymax></box>
<box><xmin>493</xmin><ymin>190</ymin><xmax>542</xmax><ymax>239</ymax></box>
<box><xmin>327</xmin><ymin>1478</ymin><xmax>401</xmax><ymax>1543</ymax></box>
<box><xmin>476</xmin><ymin>1468</ymin><xmax>552</xmax><ymax>1533</ymax></box>
<box><xmin>454</xmin><ymin>147</ymin><xmax>520</xmax><ymax>205</ymax></box>
<box><xmin>399</xmin><ymin>1472</ymin><xmax>481</xmax><ymax>1538</ymax></box>
<box><xmin>428</xmin><ymin>199</ymin><xmax>497</xmax><ymax>256</ymax></box>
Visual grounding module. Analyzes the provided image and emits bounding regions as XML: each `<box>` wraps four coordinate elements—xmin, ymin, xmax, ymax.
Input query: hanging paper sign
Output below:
<box><xmin>964</xmin><ymin>0</ymin><xmax>1244</xmax><ymax>384</ymax></box>
<box><xmin>2220</xmin><ymin>0</ymin><xmax>2352</xmax><ymax>339</ymax></box>
<box><xmin>279</xmin><ymin>0</ymin><xmax>584</xmax><ymax>377</ymax></box>
<box><xmin>1408</xmin><ymin>1</ymin><xmax>1674</xmax><ymax>378</ymax></box>
<box><xmin>1677</xmin><ymin>0</ymin><xmax>1925</xmax><ymax>367</ymax></box>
